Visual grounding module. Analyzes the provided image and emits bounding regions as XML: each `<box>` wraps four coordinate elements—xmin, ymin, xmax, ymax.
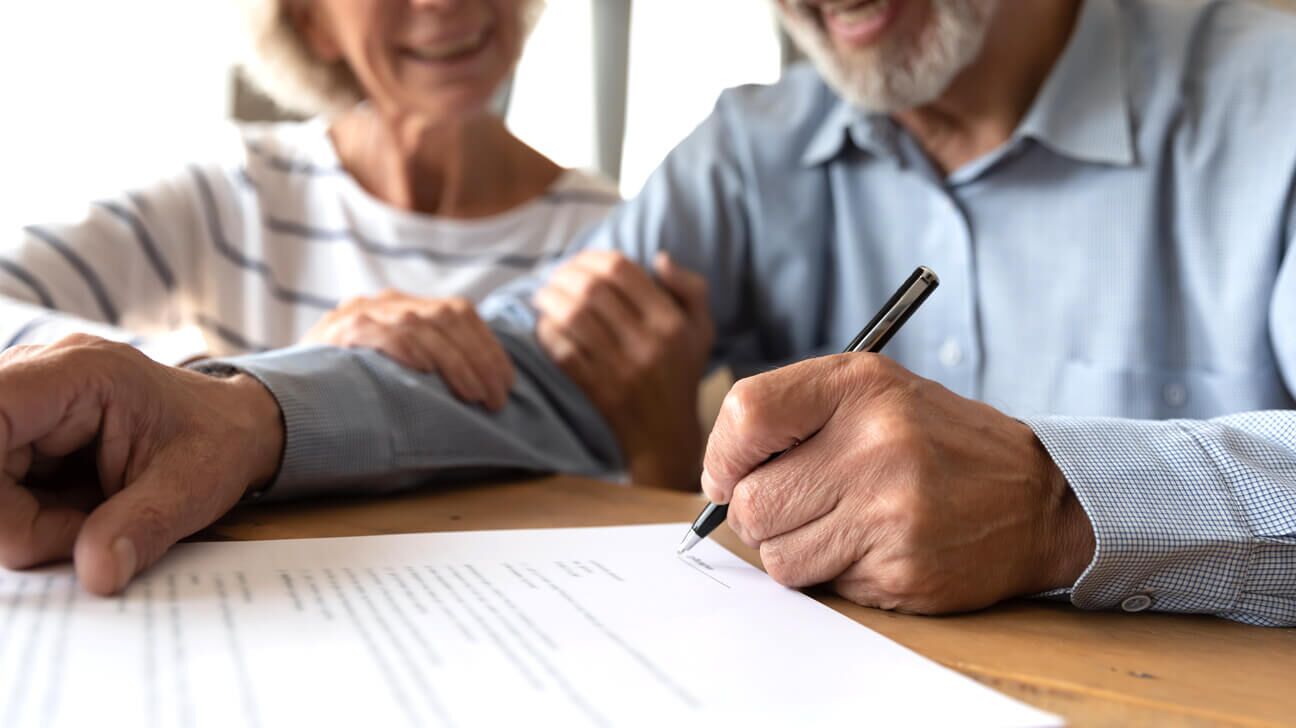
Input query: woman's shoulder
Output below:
<box><xmin>235</xmin><ymin>118</ymin><xmax>342</xmax><ymax>176</ymax></box>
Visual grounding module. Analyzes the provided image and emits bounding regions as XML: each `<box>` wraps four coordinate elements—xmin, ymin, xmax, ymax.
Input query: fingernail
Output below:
<box><xmin>112</xmin><ymin>537</ymin><xmax>137</xmax><ymax>592</ymax></box>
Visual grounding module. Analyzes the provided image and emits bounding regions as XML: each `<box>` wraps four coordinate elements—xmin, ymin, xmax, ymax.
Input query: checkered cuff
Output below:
<box><xmin>1024</xmin><ymin>416</ymin><xmax>1269</xmax><ymax>622</ymax></box>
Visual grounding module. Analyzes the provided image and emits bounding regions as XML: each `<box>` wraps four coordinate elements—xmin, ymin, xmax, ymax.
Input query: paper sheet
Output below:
<box><xmin>0</xmin><ymin>523</ymin><xmax>1058</xmax><ymax>727</ymax></box>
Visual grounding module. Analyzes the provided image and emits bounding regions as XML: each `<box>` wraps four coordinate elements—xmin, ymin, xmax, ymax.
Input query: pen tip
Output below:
<box><xmin>676</xmin><ymin>531</ymin><xmax>701</xmax><ymax>555</ymax></box>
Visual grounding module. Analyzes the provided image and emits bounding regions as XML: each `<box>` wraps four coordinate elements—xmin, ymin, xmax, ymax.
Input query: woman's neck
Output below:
<box><xmin>329</xmin><ymin>107</ymin><xmax>563</xmax><ymax>219</ymax></box>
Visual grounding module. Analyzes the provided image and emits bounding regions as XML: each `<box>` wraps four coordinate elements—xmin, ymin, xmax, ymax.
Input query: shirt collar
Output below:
<box><xmin>800</xmin><ymin>100</ymin><xmax>899</xmax><ymax>167</ymax></box>
<box><xmin>1016</xmin><ymin>0</ymin><xmax>1137</xmax><ymax>167</ymax></box>
<box><xmin>800</xmin><ymin>0</ymin><xmax>1136</xmax><ymax>169</ymax></box>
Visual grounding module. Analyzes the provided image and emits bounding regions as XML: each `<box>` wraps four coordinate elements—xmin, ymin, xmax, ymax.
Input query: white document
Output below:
<box><xmin>0</xmin><ymin>523</ymin><xmax>1058</xmax><ymax>727</ymax></box>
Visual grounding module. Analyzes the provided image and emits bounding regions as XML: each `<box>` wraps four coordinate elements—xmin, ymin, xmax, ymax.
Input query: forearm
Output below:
<box><xmin>1025</xmin><ymin>412</ymin><xmax>1296</xmax><ymax>626</ymax></box>
<box><xmin>0</xmin><ymin>298</ymin><xmax>206</xmax><ymax>363</ymax></box>
<box><xmin>203</xmin><ymin>327</ymin><xmax>623</xmax><ymax>501</ymax></box>
<box><xmin>1</xmin><ymin>184</ymin><xmax>203</xmax><ymax>357</ymax></box>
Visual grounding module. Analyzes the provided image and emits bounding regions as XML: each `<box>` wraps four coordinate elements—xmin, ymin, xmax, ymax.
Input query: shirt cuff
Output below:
<box><xmin>1023</xmin><ymin>416</ymin><xmax>1251</xmax><ymax>617</ymax></box>
<box><xmin>194</xmin><ymin>346</ymin><xmax>398</xmax><ymax>502</ymax></box>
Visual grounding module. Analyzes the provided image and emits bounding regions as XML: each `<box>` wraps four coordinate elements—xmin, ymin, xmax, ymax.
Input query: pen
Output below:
<box><xmin>676</xmin><ymin>265</ymin><xmax>940</xmax><ymax>555</ymax></box>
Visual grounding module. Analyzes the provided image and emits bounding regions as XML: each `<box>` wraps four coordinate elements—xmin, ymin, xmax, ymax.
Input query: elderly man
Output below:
<box><xmin>2</xmin><ymin>0</ymin><xmax>1294</xmax><ymax>627</ymax></box>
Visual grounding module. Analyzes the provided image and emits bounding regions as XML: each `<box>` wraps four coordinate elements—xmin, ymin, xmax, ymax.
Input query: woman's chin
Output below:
<box><xmin>372</xmin><ymin>85</ymin><xmax>502</xmax><ymax>124</ymax></box>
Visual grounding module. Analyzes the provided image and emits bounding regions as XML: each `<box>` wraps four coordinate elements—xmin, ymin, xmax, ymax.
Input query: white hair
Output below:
<box><xmin>778</xmin><ymin>0</ymin><xmax>996</xmax><ymax>113</ymax></box>
<box><xmin>233</xmin><ymin>0</ymin><xmax>546</xmax><ymax>116</ymax></box>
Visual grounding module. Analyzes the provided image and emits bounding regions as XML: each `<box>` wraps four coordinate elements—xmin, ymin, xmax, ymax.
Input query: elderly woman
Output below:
<box><xmin>0</xmin><ymin>0</ymin><xmax>618</xmax><ymax>411</ymax></box>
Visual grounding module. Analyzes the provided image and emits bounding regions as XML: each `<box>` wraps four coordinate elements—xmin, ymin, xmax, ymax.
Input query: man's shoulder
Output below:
<box><xmin>1131</xmin><ymin>0</ymin><xmax>1296</xmax><ymax>87</ymax></box>
<box><xmin>1126</xmin><ymin>0</ymin><xmax>1296</xmax><ymax>162</ymax></box>
<box><xmin>708</xmin><ymin>63</ymin><xmax>842</xmax><ymax>154</ymax></box>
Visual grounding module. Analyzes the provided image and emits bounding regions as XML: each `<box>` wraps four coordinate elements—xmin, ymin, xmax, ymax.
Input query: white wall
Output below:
<box><xmin>0</xmin><ymin>1</ymin><xmax>236</xmax><ymax>232</ymax></box>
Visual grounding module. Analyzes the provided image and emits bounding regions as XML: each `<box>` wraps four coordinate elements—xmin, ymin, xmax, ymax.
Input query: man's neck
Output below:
<box><xmin>329</xmin><ymin>108</ymin><xmax>562</xmax><ymax>219</ymax></box>
<box><xmin>892</xmin><ymin>0</ymin><xmax>1083</xmax><ymax>177</ymax></box>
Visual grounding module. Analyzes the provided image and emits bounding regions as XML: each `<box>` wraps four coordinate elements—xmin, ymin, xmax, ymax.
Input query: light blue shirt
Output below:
<box><xmin>219</xmin><ymin>0</ymin><xmax>1296</xmax><ymax>625</ymax></box>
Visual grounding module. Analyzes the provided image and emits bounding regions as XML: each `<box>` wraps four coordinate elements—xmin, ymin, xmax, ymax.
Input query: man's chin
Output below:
<box><xmin>779</xmin><ymin>0</ymin><xmax>994</xmax><ymax>113</ymax></box>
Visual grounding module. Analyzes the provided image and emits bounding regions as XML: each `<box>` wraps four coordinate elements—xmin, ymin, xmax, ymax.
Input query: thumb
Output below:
<box><xmin>73</xmin><ymin>451</ymin><xmax>243</xmax><ymax>595</ymax></box>
<box><xmin>654</xmin><ymin>252</ymin><xmax>709</xmax><ymax>320</ymax></box>
<box><xmin>701</xmin><ymin>355</ymin><xmax>854</xmax><ymax>504</ymax></box>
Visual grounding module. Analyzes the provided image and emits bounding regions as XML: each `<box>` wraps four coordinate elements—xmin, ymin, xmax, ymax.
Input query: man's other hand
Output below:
<box><xmin>535</xmin><ymin>251</ymin><xmax>713</xmax><ymax>490</ymax></box>
<box><xmin>0</xmin><ymin>335</ymin><xmax>284</xmax><ymax>595</ymax></box>
<box><xmin>701</xmin><ymin>353</ymin><xmax>1096</xmax><ymax>614</ymax></box>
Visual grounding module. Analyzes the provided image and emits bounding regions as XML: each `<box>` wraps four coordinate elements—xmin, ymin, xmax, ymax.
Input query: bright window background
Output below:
<box><xmin>507</xmin><ymin>0</ymin><xmax>783</xmax><ymax>197</ymax></box>
<box><xmin>0</xmin><ymin>1</ymin><xmax>236</xmax><ymax>233</ymax></box>
<box><xmin>506</xmin><ymin>0</ymin><xmax>599</xmax><ymax>173</ymax></box>
<box><xmin>0</xmin><ymin>1</ymin><xmax>782</xmax><ymax>235</ymax></box>
<box><xmin>619</xmin><ymin>1</ymin><xmax>782</xmax><ymax>196</ymax></box>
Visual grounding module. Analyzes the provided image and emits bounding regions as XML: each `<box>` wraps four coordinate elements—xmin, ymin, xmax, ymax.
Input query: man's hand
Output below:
<box><xmin>701</xmin><ymin>353</ymin><xmax>1095</xmax><ymax>614</ymax></box>
<box><xmin>303</xmin><ymin>290</ymin><xmax>515</xmax><ymax>411</ymax></box>
<box><xmin>534</xmin><ymin>251</ymin><xmax>713</xmax><ymax>490</ymax></box>
<box><xmin>0</xmin><ymin>335</ymin><xmax>284</xmax><ymax>595</ymax></box>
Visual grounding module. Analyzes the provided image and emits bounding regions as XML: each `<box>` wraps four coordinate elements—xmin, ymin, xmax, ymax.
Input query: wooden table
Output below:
<box><xmin>202</xmin><ymin>476</ymin><xmax>1294</xmax><ymax>728</ymax></box>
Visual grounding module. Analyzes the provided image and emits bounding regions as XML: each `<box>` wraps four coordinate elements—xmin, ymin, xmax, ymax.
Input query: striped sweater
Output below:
<box><xmin>0</xmin><ymin>119</ymin><xmax>619</xmax><ymax>361</ymax></box>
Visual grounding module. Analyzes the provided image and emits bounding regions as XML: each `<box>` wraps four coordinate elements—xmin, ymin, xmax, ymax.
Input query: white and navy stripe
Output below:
<box><xmin>0</xmin><ymin>119</ymin><xmax>619</xmax><ymax>361</ymax></box>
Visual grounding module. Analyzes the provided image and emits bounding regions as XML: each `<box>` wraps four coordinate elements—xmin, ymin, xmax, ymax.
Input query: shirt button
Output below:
<box><xmin>1162</xmin><ymin>382</ymin><xmax>1188</xmax><ymax>408</ymax></box>
<box><xmin>1121</xmin><ymin>593</ymin><xmax>1153</xmax><ymax>612</ymax></box>
<box><xmin>939</xmin><ymin>338</ymin><xmax>963</xmax><ymax>368</ymax></box>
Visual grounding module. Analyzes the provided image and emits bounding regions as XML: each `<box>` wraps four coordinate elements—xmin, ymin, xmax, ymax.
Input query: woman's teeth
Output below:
<box><xmin>406</xmin><ymin>30</ymin><xmax>488</xmax><ymax>62</ymax></box>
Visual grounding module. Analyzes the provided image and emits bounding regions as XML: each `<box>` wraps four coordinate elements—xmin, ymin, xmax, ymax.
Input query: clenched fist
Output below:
<box><xmin>534</xmin><ymin>251</ymin><xmax>713</xmax><ymax>490</ymax></box>
<box><xmin>701</xmin><ymin>353</ymin><xmax>1095</xmax><ymax>614</ymax></box>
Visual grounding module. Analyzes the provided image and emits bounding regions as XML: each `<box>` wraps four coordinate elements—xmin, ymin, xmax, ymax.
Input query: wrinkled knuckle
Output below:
<box><xmin>658</xmin><ymin>315</ymin><xmax>688</xmax><ymax>343</ymax></box>
<box><xmin>731</xmin><ymin>487</ymin><xmax>773</xmax><ymax>542</ymax></box>
<box><xmin>625</xmin><ymin>347</ymin><xmax>658</xmax><ymax>376</ymax></box>
<box><xmin>874</xmin><ymin>487</ymin><xmax>921</xmax><ymax>532</ymax></box>
<box><xmin>867</xmin><ymin>411</ymin><xmax>922</xmax><ymax>454</ymax></box>
<box><xmin>397</xmin><ymin>309</ymin><xmax>422</xmax><ymax>327</ymax></box>
<box><xmin>605</xmin><ymin>253</ymin><xmax>635</xmax><ymax>278</ymax></box>
<box><xmin>132</xmin><ymin>504</ymin><xmax>172</xmax><ymax>543</ymax></box>
<box><xmin>875</xmin><ymin>566</ymin><xmax>926</xmax><ymax>607</ymax></box>
<box><xmin>575</xmin><ymin>275</ymin><xmax>609</xmax><ymax>305</ymax></box>
<box><xmin>760</xmin><ymin>541</ymin><xmax>802</xmax><ymax>586</ymax></box>
<box><xmin>720</xmin><ymin>381</ymin><xmax>765</xmax><ymax>438</ymax></box>
<box><xmin>834</xmin><ymin>580</ymin><xmax>873</xmax><ymax>608</ymax></box>
<box><xmin>54</xmin><ymin>332</ymin><xmax>102</xmax><ymax>349</ymax></box>
<box><xmin>447</xmin><ymin>297</ymin><xmax>473</xmax><ymax>315</ymax></box>
<box><xmin>552</xmin><ymin>347</ymin><xmax>580</xmax><ymax>367</ymax></box>
<box><xmin>844</xmin><ymin>350</ymin><xmax>886</xmax><ymax>380</ymax></box>
<box><xmin>557</xmin><ymin>303</ymin><xmax>586</xmax><ymax>329</ymax></box>
<box><xmin>429</xmin><ymin>305</ymin><xmax>459</xmax><ymax>326</ymax></box>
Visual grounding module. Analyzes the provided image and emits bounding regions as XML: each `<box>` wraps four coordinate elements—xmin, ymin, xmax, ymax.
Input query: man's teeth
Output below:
<box><xmin>827</xmin><ymin>0</ymin><xmax>892</xmax><ymax>23</ymax></box>
<box><xmin>408</xmin><ymin>31</ymin><xmax>487</xmax><ymax>61</ymax></box>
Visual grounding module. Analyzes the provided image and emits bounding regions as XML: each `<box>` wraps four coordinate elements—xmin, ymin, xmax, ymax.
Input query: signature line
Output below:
<box><xmin>677</xmin><ymin>556</ymin><xmax>731</xmax><ymax>589</ymax></box>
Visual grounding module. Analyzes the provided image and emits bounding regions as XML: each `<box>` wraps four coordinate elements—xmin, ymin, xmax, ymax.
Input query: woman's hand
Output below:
<box><xmin>302</xmin><ymin>290</ymin><xmax>515</xmax><ymax>411</ymax></box>
<box><xmin>534</xmin><ymin>251</ymin><xmax>713</xmax><ymax>490</ymax></box>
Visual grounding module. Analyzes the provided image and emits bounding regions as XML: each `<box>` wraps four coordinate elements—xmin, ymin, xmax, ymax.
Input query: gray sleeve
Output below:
<box><xmin>210</xmin><ymin>325</ymin><xmax>624</xmax><ymax>501</ymax></box>
<box><xmin>205</xmin><ymin>94</ymin><xmax>762</xmax><ymax>500</ymax></box>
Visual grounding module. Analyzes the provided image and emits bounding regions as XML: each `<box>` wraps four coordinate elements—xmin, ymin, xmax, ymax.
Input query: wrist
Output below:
<box><xmin>1033</xmin><ymin>440</ymin><xmax>1096</xmax><ymax>591</ymax></box>
<box><xmin>225</xmin><ymin>373</ymin><xmax>286</xmax><ymax>496</ymax></box>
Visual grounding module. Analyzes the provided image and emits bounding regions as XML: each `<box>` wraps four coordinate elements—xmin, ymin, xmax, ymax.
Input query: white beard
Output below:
<box><xmin>779</xmin><ymin>0</ymin><xmax>997</xmax><ymax>113</ymax></box>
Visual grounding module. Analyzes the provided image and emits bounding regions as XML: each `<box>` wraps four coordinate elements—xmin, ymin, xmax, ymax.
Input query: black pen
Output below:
<box><xmin>676</xmin><ymin>265</ymin><xmax>940</xmax><ymax>555</ymax></box>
